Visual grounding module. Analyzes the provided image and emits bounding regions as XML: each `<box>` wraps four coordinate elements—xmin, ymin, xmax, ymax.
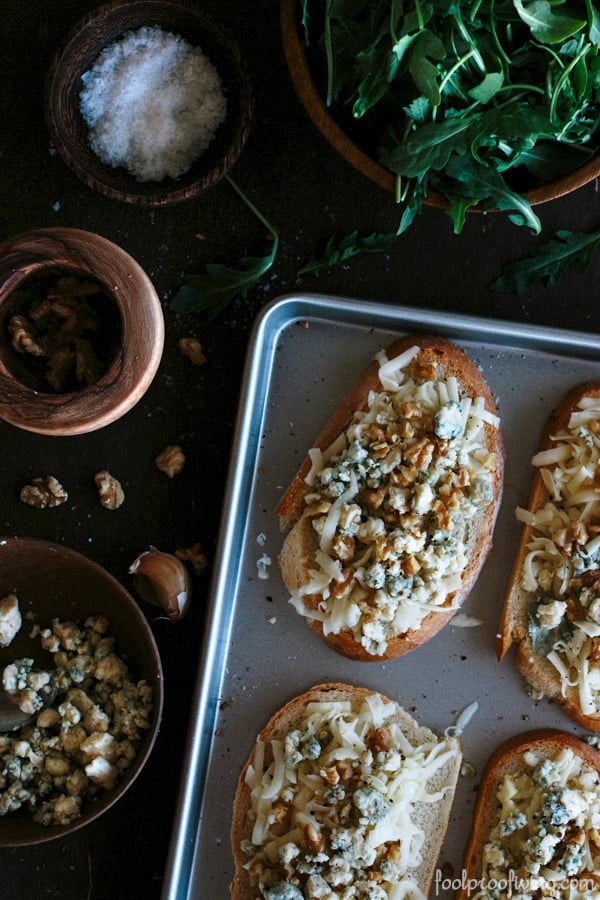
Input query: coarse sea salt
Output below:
<box><xmin>79</xmin><ymin>25</ymin><xmax>227</xmax><ymax>182</ymax></box>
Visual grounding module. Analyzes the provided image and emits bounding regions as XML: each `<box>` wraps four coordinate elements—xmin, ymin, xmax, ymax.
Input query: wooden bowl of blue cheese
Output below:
<box><xmin>45</xmin><ymin>0</ymin><xmax>253</xmax><ymax>205</ymax></box>
<box><xmin>0</xmin><ymin>537</ymin><xmax>163</xmax><ymax>846</ymax></box>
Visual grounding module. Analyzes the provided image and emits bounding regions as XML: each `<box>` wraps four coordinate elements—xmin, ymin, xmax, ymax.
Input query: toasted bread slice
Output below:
<box><xmin>230</xmin><ymin>682</ymin><xmax>461</xmax><ymax>899</ymax></box>
<box><xmin>276</xmin><ymin>335</ymin><xmax>504</xmax><ymax>661</ymax></box>
<box><xmin>498</xmin><ymin>382</ymin><xmax>600</xmax><ymax>730</ymax></box>
<box><xmin>458</xmin><ymin>729</ymin><xmax>600</xmax><ymax>899</ymax></box>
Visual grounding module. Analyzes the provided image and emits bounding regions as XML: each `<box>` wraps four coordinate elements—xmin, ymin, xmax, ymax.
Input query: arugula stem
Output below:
<box><xmin>550</xmin><ymin>44</ymin><xmax>591</xmax><ymax>126</ymax></box>
<box><xmin>324</xmin><ymin>0</ymin><xmax>334</xmax><ymax>107</ymax></box>
<box><xmin>436</xmin><ymin>50</ymin><xmax>476</xmax><ymax>113</ymax></box>
<box><xmin>224</xmin><ymin>175</ymin><xmax>278</xmax><ymax>240</ymax></box>
<box><xmin>487</xmin><ymin>0</ymin><xmax>512</xmax><ymax>70</ymax></box>
<box><xmin>390</xmin><ymin>0</ymin><xmax>400</xmax><ymax>44</ymax></box>
<box><xmin>469</xmin><ymin>0</ymin><xmax>484</xmax><ymax>24</ymax></box>
<box><xmin>494</xmin><ymin>83</ymin><xmax>546</xmax><ymax>97</ymax></box>
<box><xmin>414</xmin><ymin>0</ymin><xmax>425</xmax><ymax>31</ymax></box>
<box><xmin>395</xmin><ymin>175</ymin><xmax>403</xmax><ymax>204</ymax></box>
<box><xmin>454</xmin><ymin>16</ymin><xmax>485</xmax><ymax>73</ymax></box>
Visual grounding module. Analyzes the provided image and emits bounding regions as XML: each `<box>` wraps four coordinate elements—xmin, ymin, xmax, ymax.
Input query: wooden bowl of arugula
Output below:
<box><xmin>281</xmin><ymin>0</ymin><xmax>600</xmax><ymax>233</ymax></box>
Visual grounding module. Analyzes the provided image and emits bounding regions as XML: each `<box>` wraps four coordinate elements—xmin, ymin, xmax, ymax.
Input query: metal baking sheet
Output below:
<box><xmin>162</xmin><ymin>293</ymin><xmax>600</xmax><ymax>900</ymax></box>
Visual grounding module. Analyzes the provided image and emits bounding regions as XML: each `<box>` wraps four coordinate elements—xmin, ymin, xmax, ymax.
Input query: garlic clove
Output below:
<box><xmin>129</xmin><ymin>548</ymin><xmax>191</xmax><ymax>622</ymax></box>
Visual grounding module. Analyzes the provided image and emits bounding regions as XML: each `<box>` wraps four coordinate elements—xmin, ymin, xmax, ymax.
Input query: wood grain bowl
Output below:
<box><xmin>45</xmin><ymin>0</ymin><xmax>253</xmax><ymax>206</ymax></box>
<box><xmin>0</xmin><ymin>536</ymin><xmax>164</xmax><ymax>846</ymax></box>
<box><xmin>0</xmin><ymin>227</ymin><xmax>164</xmax><ymax>435</ymax></box>
<box><xmin>281</xmin><ymin>0</ymin><xmax>600</xmax><ymax>210</ymax></box>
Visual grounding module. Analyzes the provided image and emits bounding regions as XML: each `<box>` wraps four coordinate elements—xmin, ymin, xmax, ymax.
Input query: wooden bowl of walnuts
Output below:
<box><xmin>0</xmin><ymin>227</ymin><xmax>164</xmax><ymax>435</ymax></box>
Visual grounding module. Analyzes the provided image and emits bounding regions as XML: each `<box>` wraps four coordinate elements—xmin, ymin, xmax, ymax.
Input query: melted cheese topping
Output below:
<box><xmin>241</xmin><ymin>694</ymin><xmax>459</xmax><ymax>899</ymax></box>
<box><xmin>471</xmin><ymin>746</ymin><xmax>600</xmax><ymax>899</ymax></box>
<box><xmin>518</xmin><ymin>396</ymin><xmax>600</xmax><ymax>716</ymax></box>
<box><xmin>289</xmin><ymin>346</ymin><xmax>499</xmax><ymax>655</ymax></box>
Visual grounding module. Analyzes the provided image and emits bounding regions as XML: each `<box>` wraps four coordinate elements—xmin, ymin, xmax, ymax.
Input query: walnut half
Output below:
<box><xmin>178</xmin><ymin>337</ymin><xmax>206</xmax><ymax>367</ymax></box>
<box><xmin>94</xmin><ymin>471</ymin><xmax>124</xmax><ymax>510</ymax></box>
<box><xmin>20</xmin><ymin>476</ymin><xmax>68</xmax><ymax>509</ymax></box>
<box><xmin>155</xmin><ymin>445</ymin><xmax>186</xmax><ymax>478</ymax></box>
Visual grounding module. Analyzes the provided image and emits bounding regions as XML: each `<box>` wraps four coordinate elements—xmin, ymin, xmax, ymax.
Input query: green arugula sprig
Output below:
<box><xmin>172</xmin><ymin>177</ymin><xmax>403</xmax><ymax>317</ymax></box>
<box><xmin>301</xmin><ymin>0</ymin><xmax>600</xmax><ymax>234</ymax></box>
<box><xmin>490</xmin><ymin>227</ymin><xmax>600</xmax><ymax>294</ymax></box>
<box><xmin>298</xmin><ymin>230</ymin><xmax>399</xmax><ymax>275</ymax></box>
<box><xmin>170</xmin><ymin>176</ymin><xmax>279</xmax><ymax>319</ymax></box>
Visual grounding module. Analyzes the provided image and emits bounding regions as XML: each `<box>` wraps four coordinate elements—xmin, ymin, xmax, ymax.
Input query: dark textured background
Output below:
<box><xmin>1</xmin><ymin>1</ymin><xmax>600</xmax><ymax>897</ymax></box>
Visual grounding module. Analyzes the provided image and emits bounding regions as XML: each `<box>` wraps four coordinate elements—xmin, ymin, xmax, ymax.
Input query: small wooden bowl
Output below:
<box><xmin>0</xmin><ymin>227</ymin><xmax>164</xmax><ymax>435</ymax></box>
<box><xmin>0</xmin><ymin>536</ymin><xmax>164</xmax><ymax>846</ymax></box>
<box><xmin>281</xmin><ymin>0</ymin><xmax>600</xmax><ymax>209</ymax></box>
<box><xmin>45</xmin><ymin>0</ymin><xmax>253</xmax><ymax>206</ymax></box>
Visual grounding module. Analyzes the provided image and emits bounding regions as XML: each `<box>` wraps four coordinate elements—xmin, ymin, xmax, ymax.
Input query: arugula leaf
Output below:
<box><xmin>490</xmin><ymin>228</ymin><xmax>600</xmax><ymax>293</ymax></box>
<box><xmin>468</xmin><ymin>71</ymin><xmax>504</xmax><ymax>104</ymax></box>
<box><xmin>353</xmin><ymin>47</ymin><xmax>400</xmax><ymax>118</ymax></box>
<box><xmin>440</xmin><ymin>155</ymin><xmax>542</xmax><ymax>234</ymax></box>
<box><xmin>513</xmin><ymin>0</ymin><xmax>586</xmax><ymax>45</ymax></box>
<box><xmin>170</xmin><ymin>176</ymin><xmax>279</xmax><ymax>320</ymax></box>
<box><xmin>406</xmin><ymin>29</ymin><xmax>447</xmax><ymax>106</ymax></box>
<box><xmin>171</xmin><ymin>245</ymin><xmax>278</xmax><ymax>320</ymax></box>
<box><xmin>298</xmin><ymin>230</ymin><xmax>399</xmax><ymax>275</ymax></box>
<box><xmin>381</xmin><ymin>115</ymin><xmax>474</xmax><ymax>177</ymax></box>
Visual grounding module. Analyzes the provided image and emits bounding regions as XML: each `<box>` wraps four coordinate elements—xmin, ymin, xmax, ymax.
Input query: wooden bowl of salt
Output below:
<box><xmin>45</xmin><ymin>0</ymin><xmax>253</xmax><ymax>206</ymax></box>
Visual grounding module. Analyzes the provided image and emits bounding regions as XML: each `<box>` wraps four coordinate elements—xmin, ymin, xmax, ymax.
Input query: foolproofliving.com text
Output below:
<box><xmin>434</xmin><ymin>868</ymin><xmax>597</xmax><ymax>896</ymax></box>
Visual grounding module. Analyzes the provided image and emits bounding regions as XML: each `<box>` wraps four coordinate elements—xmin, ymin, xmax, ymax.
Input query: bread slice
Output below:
<box><xmin>276</xmin><ymin>335</ymin><xmax>504</xmax><ymax>661</ymax></box>
<box><xmin>498</xmin><ymin>382</ymin><xmax>600</xmax><ymax>730</ymax></box>
<box><xmin>230</xmin><ymin>682</ymin><xmax>462</xmax><ymax>899</ymax></box>
<box><xmin>458</xmin><ymin>729</ymin><xmax>600</xmax><ymax>899</ymax></box>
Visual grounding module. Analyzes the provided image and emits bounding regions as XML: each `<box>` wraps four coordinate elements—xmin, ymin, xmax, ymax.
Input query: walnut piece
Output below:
<box><xmin>20</xmin><ymin>476</ymin><xmax>68</xmax><ymax>508</ymax></box>
<box><xmin>178</xmin><ymin>337</ymin><xmax>206</xmax><ymax>367</ymax></box>
<box><xmin>7</xmin><ymin>274</ymin><xmax>108</xmax><ymax>393</ymax></box>
<box><xmin>94</xmin><ymin>471</ymin><xmax>124</xmax><ymax>510</ymax></box>
<box><xmin>8</xmin><ymin>315</ymin><xmax>46</xmax><ymax>356</ymax></box>
<box><xmin>175</xmin><ymin>543</ymin><xmax>208</xmax><ymax>575</ymax></box>
<box><xmin>155</xmin><ymin>445</ymin><xmax>185</xmax><ymax>478</ymax></box>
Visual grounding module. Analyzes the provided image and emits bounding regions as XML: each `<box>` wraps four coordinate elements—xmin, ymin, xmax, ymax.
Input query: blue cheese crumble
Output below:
<box><xmin>471</xmin><ymin>746</ymin><xmax>600</xmax><ymax>899</ymax></box>
<box><xmin>0</xmin><ymin>615</ymin><xmax>153</xmax><ymax>826</ymax></box>
<box><xmin>0</xmin><ymin>593</ymin><xmax>22</xmax><ymax>648</ymax></box>
<box><xmin>290</xmin><ymin>346</ymin><xmax>500</xmax><ymax>655</ymax></box>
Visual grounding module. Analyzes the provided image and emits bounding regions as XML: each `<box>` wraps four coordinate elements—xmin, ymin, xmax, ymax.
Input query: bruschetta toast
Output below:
<box><xmin>276</xmin><ymin>335</ymin><xmax>504</xmax><ymax>661</ymax></box>
<box><xmin>458</xmin><ymin>729</ymin><xmax>600</xmax><ymax>899</ymax></box>
<box><xmin>230</xmin><ymin>682</ymin><xmax>462</xmax><ymax>899</ymax></box>
<box><xmin>498</xmin><ymin>382</ymin><xmax>600</xmax><ymax>730</ymax></box>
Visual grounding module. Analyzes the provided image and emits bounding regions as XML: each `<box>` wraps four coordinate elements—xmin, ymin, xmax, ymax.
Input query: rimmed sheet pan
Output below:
<box><xmin>162</xmin><ymin>293</ymin><xmax>600</xmax><ymax>899</ymax></box>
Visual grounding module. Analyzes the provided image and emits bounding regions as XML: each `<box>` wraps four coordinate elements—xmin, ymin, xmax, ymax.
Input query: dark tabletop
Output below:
<box><xmin>2</xmin><ymin>1</ymin><xmax>600</xmax><ymax>898</ymax></box>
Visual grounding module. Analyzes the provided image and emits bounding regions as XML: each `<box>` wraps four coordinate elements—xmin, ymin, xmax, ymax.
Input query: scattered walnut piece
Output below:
<box><xmin>178</xmin><ymin>337</ymin><xmax>206</xmax><ymax>367</ymax></box>
<box><xmin>155</xmin><ymin>445</ymin><xmax>185</xmax><ymax>478</ymax></box>
<box><xmin>20</xmin><ymin>476</ymin><xmax>68</xmax><ymax>509</ymax></box>
<box><xmin>94</xmin><ymin>471</ymin><xmax>125</xmax><ymax>510</ymax></box>
<box><xmin>175</xmin><ymin>543</ymin><xmax>208</xmax><ymax>575</ymax></box>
